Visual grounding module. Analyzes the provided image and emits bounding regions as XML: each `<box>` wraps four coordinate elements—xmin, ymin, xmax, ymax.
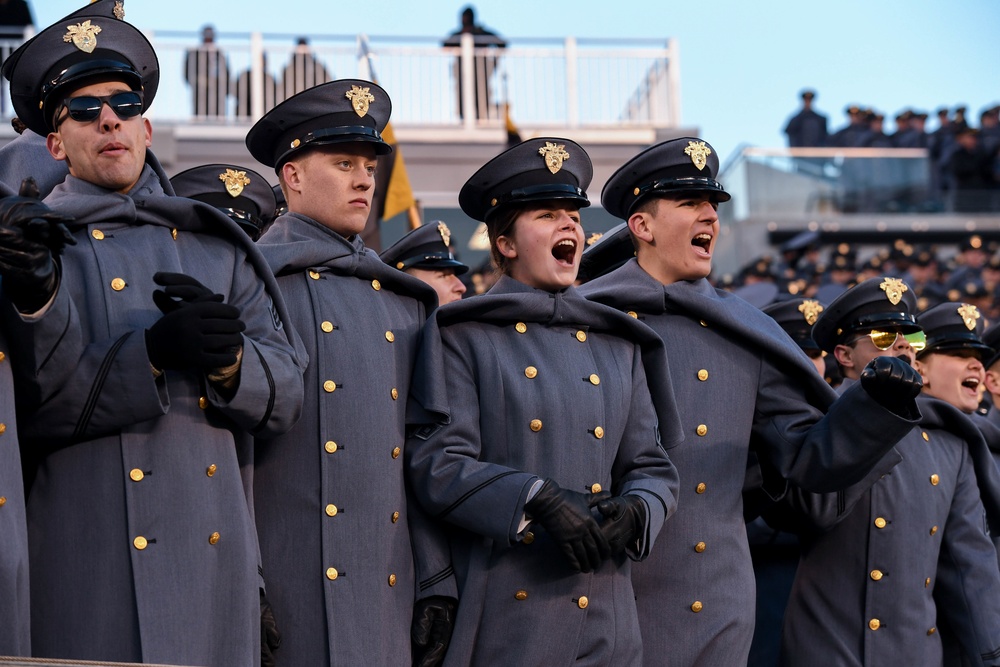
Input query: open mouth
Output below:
<box><xmin>692</xmin><ymin>233</ymin><xmax>713</xmax><ymax>254</ymax></box>
<box><xmin>961</xmin><ymin>377</ymin><xmax>980</xmax><ymax>392</ymax></box>
<box><xmin>551</xmin><ymin>238</ymin><xmax>577</xmax><ymax>265</ymax></box>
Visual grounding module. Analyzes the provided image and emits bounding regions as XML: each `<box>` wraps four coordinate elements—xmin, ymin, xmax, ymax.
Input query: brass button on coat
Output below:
<box><xmin>927</xmin><ymin>627</ymin><xmax>936</xmax><ymax>636</ymax></box>
<box><xmin>870</xmin><ymin>570</ymin><xmax>883</xmax><ymax>581</ymax></box>
<box><xmin>129</xmin><ymin>469</ymin><xmax>144</xmax><ymax>482</ymax></box>
<box><xmin>91</xmin><ymin>229</ymin><xmax>105</xmax><ymax>240</ymax></box>
<box><xmin>0</xmin><ymin>497</ymin><xmax>5</xmax><ymax>507</ymax></box>
<box><xmin>590</xmin><ymin>483</ymin><xmax>602</xmax><ymax>494</ymax></box>
<box><xmin>171</xmin><ymin>229</ymin><xmax>178</xmax><ymax>240</ymax></box>
<box><xmin>324</xmin><ymin>380</ymin><xmax>337</xmax><ymax>393</ymax></box>
<box><xmin>385</xmin><ymin>331</ymin><xmax>395</xmax><ymax>343</ymax></box>
<box><xmin>388</xmin><ymin>574</ymin><xmax>396</xmax><ymax>587</ymax></box>
<box><xmin>699</xmin><ymin>320</ymin><xmax>708</xmax><ymax>327</ymax></box>
<box><xmin>326</xmin><ymin>504</ymin><xmax>338</xmax><ymax>517</ymax></box>
<box><xmin>515</xmin><ymin>322</ymin><xmax>527</xmax><ymax>334</ymax></box>
<box><xmin>391</xmin><ymin>511</ymin><xmax>400</xmax><ymax>523</ymax></box>
<box><xmin>593</xmin><ymin>426</ymin><xmax>605</xmax><ymax>439</ymax></box>
<box><xmin>575</xmin><ymin>331</ymin><xmax>587</xmax><ymax>342</ymax></box>
<box><xmin>391</xmin><ymin>388</ymin><xmax>399</xmax><ymax>400</ymax></box>
<box><xmin>696</xmin><ymin>482</ymin><xmax>707</xmax><ymax>494</ymax></box>
<box><xmin>209</xmin><ymin>532</ymin><xmax>220</xmax><ymax>545</ymax></box>
<box><xmin>523</xmin><ymin>532</ymin><xmax>535</xmax><ymax>545</ymax></box>
<box><xmin>577</xmin><ymin>596</ymin><xmax>589</xmax><ymax>609</ymax></box>
<box><xmin>0</xmin><ymin>352</ymin><xmax>5</xmax><ymax>362</ymax></box>
<box><xmin>929</xmin><ymin>525</ymin><xmax>938</xmax><ymax>535</ymax></box>
<box><xmin>696</xmin><ymin>424</ymin><xmax>708</xmax><ymax>437</ymax></box>
<box><xmin>392</xmin><ymin>447</ymin><xmax>401</xmax><ymax>459</ymax></box>
<box><xmin>525</xmin><ymin>366</ymin><xmax>538</xmax><ymax>379</ymax></box>
<box><xmin>133</xmin><ymin>536</ymin><xmax>148</xmax><ymax>550</ymax></box>
<box><xmin>694</xmin><ymin>542</ymin><xmax>706</xmax><ymax>553</ymax></box>
<box><xmin>869</xmin><ymin>619</ymin><xmax>880</xmax><ymax>631</ymax></box>
<box><xmin>627</xmin><ymin>311</ymin><xmax>638</xmax><ymax>318</ymax></box>
<box><xmin>326</xmin><ymin>567</ymin><xmax>338</xmax><ymax>580</ymax></box>
<box><xmin>111</xmin><ymin>278</ymin><xmax>126</xmax><ymax>291</ymax></box>
<box><xmin>697</xmin><ymin>369</ymin><xmax>709</xmax><ymax>381</ymax></box>
<box><xmin>371</xmin><ymin>279</ymin><xmax>381</xmax><ymax>291</ymax></box>
<box><xmin>930</xmin><ymin>474</ymin><xmax>940</xmax><ymax>486</ymax></box>
<box><xmin>922</xmin><ymin>431</ymin><xmax>929</xmax><ymax>441</ymax></box>
<box><xmin>925</xmin><ymin>578</ymin><xmax>931</xmax><ymax>588</ymax></box>
<box><xmin>529</xmin><ymin>419</ymin><xmax>542</xmax><ymax>432</ymax></box>
<box><xmin>198</xmin><ymin>396</ymin><xmax>208</xmax><ymax>410</ymax></box>
<box><xmin>588</xmin><ymin>374</ymin><xmax>600</xmax><ymax>386</ymax></box>
<box><xmin>691</xmin><ymin>601</ymin><xmax>703</xmax><ymax>613</ymax></box>
<box><xmin>515</xmin><ymin>590</ymin><xmax>528</xmax><ymax>601</ymax></box>
<box><xmin>325</xmin><ymin>441</ymin><xmax>338</xmax><ymax>453</ymax></box>
<box><xmin>309</xmin><ymin>270</ymin><xmax>321</xmax><ymax>280</ymax></box>
<box><xmin>206</xmin><ymin>464</ymin><xmax>217</xmax><ymax>477</ymax></box>
<box><xmin>321</xmin><ymin>321</ymin><xmax>334</xmax><ymax>333</ymax></box>
<box><xmin>0</xmin><ymin>423</ymin><xmax>5</xmax><ymax>435</ymax></box>
<box><xmin>874</xmin><ymin>517</ymin><xmax>887</xmax><ymax>529</ymax></box>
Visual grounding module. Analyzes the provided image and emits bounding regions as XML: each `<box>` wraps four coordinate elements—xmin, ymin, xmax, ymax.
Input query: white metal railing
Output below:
<box><xmin>0</xmin><ymin>30</ymin><xmax>678</xmax><ymax>130</ymax></box>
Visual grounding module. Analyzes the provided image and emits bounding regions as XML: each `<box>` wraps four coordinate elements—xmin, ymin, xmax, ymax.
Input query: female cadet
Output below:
<box><xmin>405</xmin><ymin>138</ymin><xmax>681</xmax><ymax>666</ymax></box>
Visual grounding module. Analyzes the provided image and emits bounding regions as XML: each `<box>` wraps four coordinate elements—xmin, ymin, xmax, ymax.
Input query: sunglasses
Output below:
<box><xmin>850</xmin><ymin>329</ymin><xmax>926</xmax><ymax>352</ymax></box>
<box><xmin>55</xmin><ymin>91</ymin><xmax>144</xmax><ymax>127</ymax></box>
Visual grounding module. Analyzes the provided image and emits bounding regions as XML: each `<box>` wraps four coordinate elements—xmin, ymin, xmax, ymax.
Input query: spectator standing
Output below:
<box><xmin>184</xmin><ymin>24</ymin><xmax>230</xmax><ymax>117</ymax></box>
<box><xmin>783</xmin><ymin>89</ymin><xmax>827</xmax><ymax>148</ymax></box>
<box><xmin>442</xmin><ymin>6</ymin><xmax>506</xmax><ymax>121</ymax></box>
<box><xmin>280</xmin><ymin>37</ymin><xmax>330</xmax><ymax>100</ymax></box>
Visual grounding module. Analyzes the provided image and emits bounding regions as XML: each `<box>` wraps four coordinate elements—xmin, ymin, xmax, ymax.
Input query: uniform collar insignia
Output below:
<box><xmin>684</xmin><ymin>140</ymin><xmax>711</xmax><ymax>171</ymax></box>
<box><xmin>437</xmin><ymin>221</ymin><xmax>451</xmax><ymax>247</ymax></box>
<box><xmin>879</xmin><ymin>277</ymin><xmax>907</xmax><ymax>305</ymax></box>
<box><xmin>113</xmin><ymin>1</ymin><xmax>125</xmax><ymax>20</ymax></box>
<box><xmin>958</xmin><ymin>303</ymin><xmax>980</xmax><ymax>331</ymax></box>
<box><xmin>219</xmin><ymin>169</ymin><xmax>251</xmax><ymax>198</ymax></box>
<box><xmin>345</xmin><ymin>85</ymin><xmax>375</xmax><ymax>118</ymax></box>
<box><xmin>798</xmin><ymin>299</ymin><xmax>823</xmax><ymax>325</ymax></box>
<box><xmin>64</xmin><ymin>20</ymin><xmax>102</xmax><ymax>54</ymax></box>
<box><xmin>539</xmin><ymin>142</ymin><xmax>570</xmax><ymax>174</ymax></box>
<box><xmin>586</xmin><ymin>232</ymin><xmax>603</xmax><ymax>246</ymax></box>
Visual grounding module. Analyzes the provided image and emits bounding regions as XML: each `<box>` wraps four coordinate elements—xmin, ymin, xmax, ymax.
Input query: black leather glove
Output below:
<box><xmin>411</xmin><ymin>595</ymin><xmax>457</xmax><ymax>667</ymax></box>
<box><xmin>596</xmin><ymin>494</ymin><xmax>646</xmax><ymax>557</ymax></box>
<box><xmin>151</xmin><ymin>271</ymin><xmax>224</xmax><ymax>313</ymax></box>
<box><xmin>260</xmin><ymin>589</ymin><xmax>281</xmax><ymax>667</ymax></box>
<box><xmin>0</xmin><ymin>183</ymin><xmax>76</xmax><ymax>313</ymax></box>
<box><xmin>524</xmin><ymin>478</ymin><xmax>610</xmax><ymax>573</ymax></box>
<box><xmin>145</xmin><ymin>275</ymin><xmax>245</xmax><ymax>372</ymax></box>
<box><xmin>860</xmin><ymin>355</ymin><xmax>922</xmax><ymax>420</ymax></box>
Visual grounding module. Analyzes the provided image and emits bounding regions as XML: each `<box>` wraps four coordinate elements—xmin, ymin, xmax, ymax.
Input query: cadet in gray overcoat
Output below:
<box><xmin>0</xmin><ymin>10</ymin><xmax>305</xmax><ymax>665</ymax></box>
<box><xmin>406</xmin><ymin>138</ymin><xmax>682</xmax><ymax>666</ymax></box>
<box><xmin>777</xmin><ymin>290</ymin><xmax>1000</xmax><ymax>666</ymax></box>
<box><xmin>578</xmin><ymin>138</ymin><xmax>922</xmax><ymax>667</ymax></box>
<box><xmin>247</xmin><ymin>80</ymin><xmax>456</xmax><ymax>666</ymax></box>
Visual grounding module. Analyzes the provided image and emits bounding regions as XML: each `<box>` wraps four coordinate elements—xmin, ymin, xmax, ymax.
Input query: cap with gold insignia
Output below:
<box><xmin>601</xmin><ymin>137</ymin><xmax>730</xmax><ymax>221</ymax></box>
<box><xmin>915</xmin><ymin>301</ymin><xmax>992</xmax><ymax>359</ymax></box>
<box><xmin>169</xmin><ymin>163</ymin><xmax>277</xmax><ymax>241</ymax></box>
<box><xmin>2</xmin><ymin>0</ymin><xmax>157</xmax><ymax>137</ymax></box>
<box><xmin>762</xmin><ymin>298</ymin><xmax>824</xmax><ymax>353</ymax></box>
<box><xmin>245</xmin><ymin>78</ymin><xmax>392</xmax><ymax>170</ymax></box>
<box><xmin>812</xmin><ymin>276</ymin><xmax>921</xmax><ymax>353</ymax></box>
<box><xmin>577</xmin><ymin>221</ymin><xmax>634</xmax><ymax>283</ymax></box>
<box><xmin>458</xmin><ymin>137</ymin><xmax>592</xmax><ymax>224</ymax></box>
<box><xmin>379</xmin><ymin>222</ymin><xmax>469</xmax><ymax>275</ymax></box>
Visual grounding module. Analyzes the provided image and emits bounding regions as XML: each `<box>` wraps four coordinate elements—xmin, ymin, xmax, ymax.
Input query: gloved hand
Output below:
<box><xmin>596</xmin><ymin>494</ymin><xmax>647</xmax><ymax>557</ymax></box>
<box><xmin>151</xmin><ymin>271</ymin><xmax>224</xmax><ymax>314</ymax></box>
<box><xmin>260</xmin><ymin>589</ymin><xmax>281</xmax><ymax>667</ymax></box>
<box><xmin>524</xmin><ymin>478</ymin><xmax>610</xmax><ymax>573</ymax></box>
<box><xmin>860</xmin><ymin>355</ymin><xmax>922</xmax><ymax>420</ymax></box>
<box><xmin>0</xmin><ymin>180</ymin><xmax>76</xmax><ymax>313</ymax></box>
<box><xmin>411</xmin><ymin>596</ymin><xmax>457</xmax><ymax>667</ymax></box>
<box><xmin>145</xmin><ymin>274</ymin><xmax>245</xmax><ymax>372</ymax></box>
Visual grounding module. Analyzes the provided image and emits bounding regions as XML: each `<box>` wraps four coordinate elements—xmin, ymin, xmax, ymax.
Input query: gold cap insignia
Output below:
<box><xmin>345</xmin><ymin>85</ymin><xmax>375</xmax><ymax>118</ymax></box>
<box><xmin>684</xmin><ymin>140</ymin><xmax>711</xmax><ymax>171</ymax></box>
<box><xmin>879</xmin><ymin>277</ymin><xmax>907</xmax><ymax>305</ymax></box>
<box><xmin>798</xmin><ymin>299</ymin><xmax>824</xmax><ymax>325</ymax></box>
<box><xmin>958</xmin><ymin>303</ymin><xmax>980</xmax><ymax>331</ymax></box>
<box><xmin>219</xmin><ymin>169</ymin><xmax>251</xmax><ymax>198</ymax></box>
<box><xmin>64</xmin><ymin>21</ymin><xmax>102</xmax><ymax>54</ymax></box>
<box><xmin>538</xmin><ymin>142</ymin><xmax>570</xmax><ymax>174</ymax></box>
<box><xmin>113</xmin><ymin>1</ymin><xmax>125</xmax><ymax>19</ymax></box>
<box><xmin>586</xmin><ymin>232</ymin><xmax>603</xmax><ymax>246</ymax></box>
<box><xmin>437</xmin><ymin>222</ymin><xmax>451</xmax><ymax>247</ymax></box>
